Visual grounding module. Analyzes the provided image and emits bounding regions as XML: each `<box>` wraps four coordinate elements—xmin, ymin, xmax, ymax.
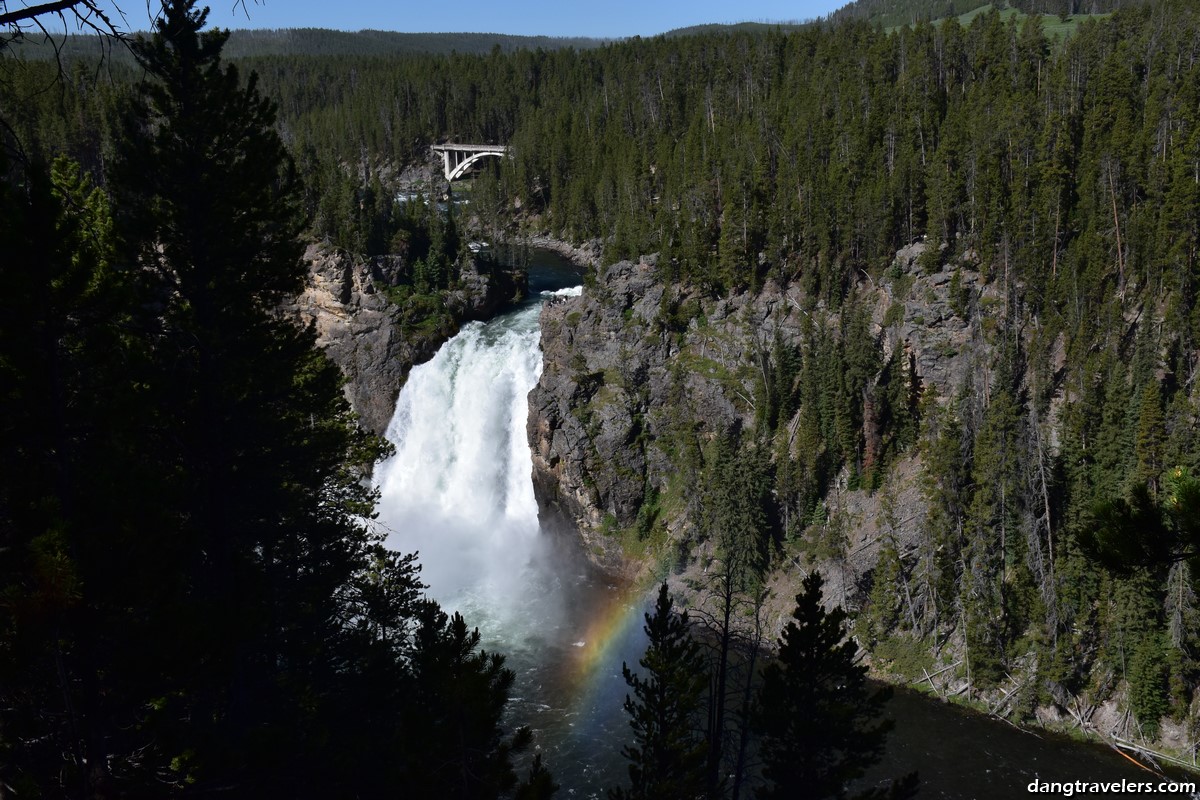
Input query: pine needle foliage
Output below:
<box><xmin>612</xmin><ymin>583</ymin><xmax>708</xmax><ymax>800</ymax></box>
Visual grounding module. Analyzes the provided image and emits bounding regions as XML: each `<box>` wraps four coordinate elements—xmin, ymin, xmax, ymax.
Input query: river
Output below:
<box><xmin>373</xmin><ymin>248</ymin><xmax>1198</xmax><ymax>799</ymax></box>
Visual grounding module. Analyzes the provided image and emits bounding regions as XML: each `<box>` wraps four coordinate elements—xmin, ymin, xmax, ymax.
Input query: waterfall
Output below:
<box><xmin>374</xmin><ymin>302</ymin><xmax>538</xmax><ymax>605</ymax></box>
<box><xmin>373</xmin><ymin>288</ymin><xmax>582</xmax><ymax>620</ymax></box>
<box><xmin>372</xmin><ymin>285</ymin><xmax>636</xmax><ymax>797</ymax></box>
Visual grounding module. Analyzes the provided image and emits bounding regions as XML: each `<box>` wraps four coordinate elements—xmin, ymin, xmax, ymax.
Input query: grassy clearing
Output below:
<box><xmin>886</xmin><ymin>3</ymin><xmax>1111</xmax><ymax>40</ymax></box>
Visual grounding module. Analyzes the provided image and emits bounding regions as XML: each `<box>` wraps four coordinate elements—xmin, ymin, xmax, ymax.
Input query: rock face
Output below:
<box><xmin>527</xmin><ymin>244</ymin><xmax>994</xmax><ymax>576</ymax></box>
<box><xmin>528</xmin><ymin>259</ymin><xmax>669</xmax><ymax>571</ymax></box>
<box><xmin>288</xmin><ymin>243</ymin><xmax>524</xmax><ymax>435</ymax></box>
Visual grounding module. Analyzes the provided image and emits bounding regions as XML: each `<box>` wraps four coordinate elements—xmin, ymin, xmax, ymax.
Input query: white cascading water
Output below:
<box><xmin>373</xmin><ymin>283</ymin><xmax>637</xmax><ymax>797</ymax></box>
<box><xmin>372</xmin><ymin>289</ymin><xmax>579</xmax><ymax>620</ymax></box>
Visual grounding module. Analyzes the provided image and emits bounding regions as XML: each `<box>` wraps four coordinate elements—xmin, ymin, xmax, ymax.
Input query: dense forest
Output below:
<box><xmin>471</xmin><ymin>0</ymin><xmax>1200</xmax><ymax>755</ymax></box>
<box><xmin>5</xmin><ymin>0</ymin><xmax>1200</xmax><ymax>792</ymax></box>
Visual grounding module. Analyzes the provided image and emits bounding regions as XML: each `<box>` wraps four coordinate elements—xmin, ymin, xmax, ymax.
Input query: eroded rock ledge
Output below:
<box><xmin>287</xmin><ymin>242</ymin><xmax>525</xmax><ymax>435</ymax></box>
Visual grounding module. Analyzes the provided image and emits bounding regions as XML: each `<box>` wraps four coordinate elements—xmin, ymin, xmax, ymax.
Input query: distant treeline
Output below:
<box><xmin>3</xmin><ymin>26</ymin><xmax>609</xmax><ymax>62</ymax></box>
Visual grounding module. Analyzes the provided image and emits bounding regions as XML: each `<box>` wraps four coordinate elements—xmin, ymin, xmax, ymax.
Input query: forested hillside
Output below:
<box><xmin>828</xmin><ymin>0</ymin><xmax>1142</xmax><ymax>27</ymax></box>
<box><xmin>5</xmin><ymin>0</ymin><xmax>1200</xmax><ymax>773</ymax></box>
<box><xmin>505</xmin><ymin>0</ymin><xmax>1200</xmax><ymax>754</ymax></box>
<box><xmin>5</xmin><ymin>27</ymin><xmax>607</xmax><ymax>60</ymax></box>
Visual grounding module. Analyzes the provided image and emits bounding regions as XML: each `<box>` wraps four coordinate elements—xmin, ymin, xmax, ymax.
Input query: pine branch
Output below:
<box><xmin>0</xmin><ymin>0</ymin><xmax>87</xmax><ymax>26</ymax></box>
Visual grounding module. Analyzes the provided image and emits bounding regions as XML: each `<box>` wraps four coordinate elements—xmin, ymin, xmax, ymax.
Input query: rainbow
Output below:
<box><xmin>537</xmin><ymin>580</ymin><xmax>645</xmax><ymax>760</ymax></box>
<box><xmin>568</xmin><ymin>584</ymin><xmax>644</xmax><ymax>682</ymax></box>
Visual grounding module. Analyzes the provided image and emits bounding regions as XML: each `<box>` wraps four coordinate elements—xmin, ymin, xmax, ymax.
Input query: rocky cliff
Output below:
<box><xmin>288</xmin><ymin>243</ymin><xmax>525</xmax><ymax>435</ymax></box>
<box><xmin>528</xmin><ymin>243</ymin><xmax>992</xmax><ymax>581</ymax></box>
<box><xmin>527</xmin><ymin>246</ymin><xmax>1200</xmax><ymax>756</ymax></box>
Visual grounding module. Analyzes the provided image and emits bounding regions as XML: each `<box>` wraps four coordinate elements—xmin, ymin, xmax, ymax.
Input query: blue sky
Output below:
<box><xmin>83</xmin><ymin>0</ymin><xmax>848</xmax><ymax>39</ymax></box>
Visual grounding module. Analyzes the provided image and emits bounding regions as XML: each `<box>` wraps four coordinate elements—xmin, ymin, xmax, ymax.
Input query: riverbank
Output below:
<box><xmin>867</xmin><ymin>687</ymin><xmax>1199</xmax><ymax>798</ymax></box>
<box><xmin>519</xmin><ymin>234</ymin><xmax>604</xmax><ymax>271</ymax></box>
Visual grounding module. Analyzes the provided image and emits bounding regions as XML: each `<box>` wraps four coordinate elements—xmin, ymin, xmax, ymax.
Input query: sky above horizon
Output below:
<box><xmin>77</xmin><ymin>0</ymin><xmax>848</xmax><ymax>39</ymax></box>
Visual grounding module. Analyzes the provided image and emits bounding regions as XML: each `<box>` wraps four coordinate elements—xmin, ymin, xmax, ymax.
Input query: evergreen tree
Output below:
<box><xmin>106</xmin><ymin>2</ymin><xmax>383</xmax><ymax>788</ymax></box>
<box><xmin>404</xmin><ymin>602</ymin><xmax>532</xmax><ymax>799</ymax></box>
<box><xmin>1085</xmin><ymin>466</ymin><xmax>1200</xmax><ymax>576</ymax></box>
<box><xmin>0</xmin><ymin>152</ymin><xmax>145</xmax><ymax>798</ymax></box>
<box><xmin>1133</xmin><ymin>383</ymin><xmax>1167</xmax><ymax>494</ymax></box>
<box><xmin>2</xmin><ymin>2</ymin><xmax>546</xmax><ymax>795</ymax></box>
<box><xmin>755</xmin><ymin>572</ymin><xmax>916</xmax><ymax>800</ymax></box>
<box><xmin>1128</xmin><ymin>633</ymin><xmax>1170</xmax><ymax>739</ymax></box>
<box><xmin>698</xmin><ymin>437</ymin><xmax>771</xmax><ymax>796</ymax></box>
<box><xmin>963</xmin><ymin>367</ymin><xmax>1025</xmax><ymax>688</ymax></box>
<box><xmin>611</xmin><ymin>583</ymin><xmax>708</xmax><ymax>800</ymax></box>
<box><xmin>516</xmin><ymin>755</ymin><xmax>561</xmax><ymax>800</ymax></box>
<box><xmin>868</xmin><ymin>536</ymin><xmax>905</xmax><ymax>644</ymax></box>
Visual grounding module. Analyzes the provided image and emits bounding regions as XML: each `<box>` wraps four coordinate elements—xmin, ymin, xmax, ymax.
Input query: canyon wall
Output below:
<box><xmin>287</xmin><ymin>242</ymin><xmax>524</xmax><ymax>435</ymax></box>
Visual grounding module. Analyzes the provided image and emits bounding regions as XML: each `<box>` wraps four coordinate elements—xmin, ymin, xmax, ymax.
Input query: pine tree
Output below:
<box><xmin>65</xmin><ymin>3</ymin><xmax>543</xmax><ymax>796</ymax></box>
<box><xmin>611</xmin><ymin>583</ymin><xmax>708</xmax><ymax>800</ymax></box>
<box><xmin>1133</xmin><ymin>383</ymin><xmax>1166</xmax><ymax>495</ymax></box>
<box><xmin>868</xmin><ymin>537</ymin><xmax>904</xmax><ymax>644</ymax></box>
<box><xmin>0</xmin><ymin>152</ymin><xmax>145</xmax><ymax>797</ymax></box>
<box><xmin>1085</xmin><ymin>466</ymin><xmax>1200</xmax><ymax>576</ymax></box>
<box><xmin>698</xmin><ymin>437</ymin><xmax>771</xmax><ymax>796</ymax></box>
<box><xmin>404</xmin><ymin>602</ymin><xmax>532</xmax><ymax>800</ymax></box>
<box><xmin>106</xmin><ymin>3</ymin><xmax>381</xmax><ymax>788</ymax></box>
<box><xmin>755</xmin><ymin>572</ymin><xmax>916</xmax><ymax>800</ymax></box>
<box><xmin>516</xmin><ymin>755</ymin><xmax>560</xmax><ymax>800</ymax></box>
<box><xmin>1128</xmin><ymin>633</ymin><xmax>1169</xmax><ymax>739</ymax></box>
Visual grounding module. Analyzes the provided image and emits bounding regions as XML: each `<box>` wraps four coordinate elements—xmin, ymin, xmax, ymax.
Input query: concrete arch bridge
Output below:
<box><xmin>432</xmin><ymin>143</ymin><xmax>510</xmax><ymax>181</ymax></box>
